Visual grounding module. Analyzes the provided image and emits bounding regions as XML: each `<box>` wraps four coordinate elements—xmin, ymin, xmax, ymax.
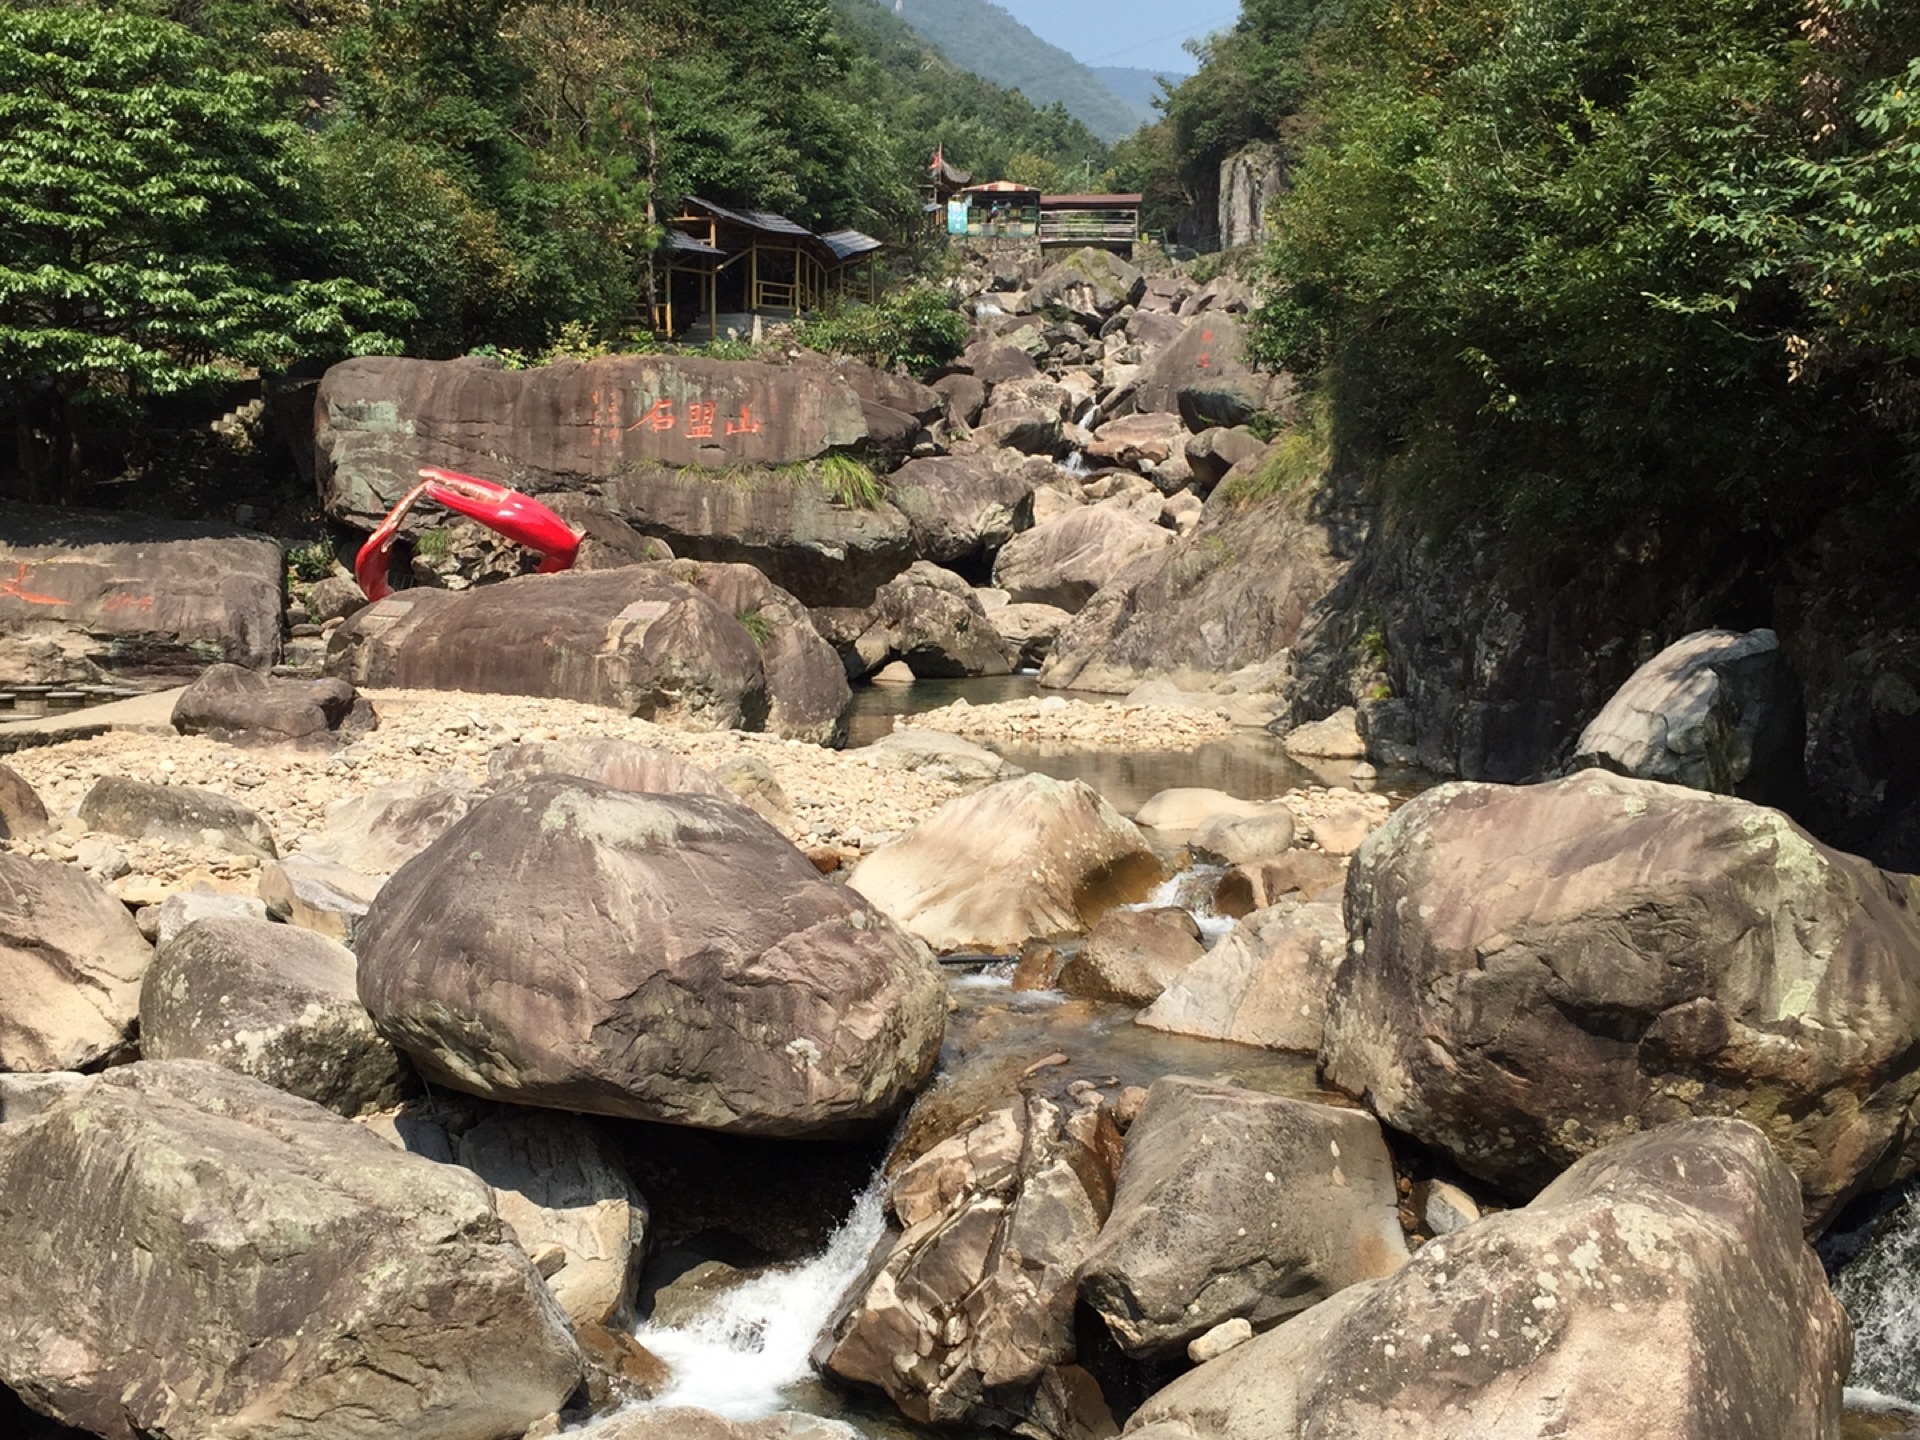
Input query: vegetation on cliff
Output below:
<box><xmin>1246</xmin><ymin>0</ymin><xmax>1920</xmax><ymax>534</ymax></box>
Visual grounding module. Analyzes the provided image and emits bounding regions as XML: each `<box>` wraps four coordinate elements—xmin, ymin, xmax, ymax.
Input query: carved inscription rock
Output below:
<box><xmin>315</xmin><ymin>354</ymin><xmax>870</xmax><ymax>526</ymax></box>
<box><xmin>0</xmin><ymin>507</ymin><xmax>282</xmax><ymax>685</ymax></box>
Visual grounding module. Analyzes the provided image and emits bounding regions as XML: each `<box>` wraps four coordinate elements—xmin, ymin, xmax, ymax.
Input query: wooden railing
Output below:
<box><xmin>1039</xmin><ymin>212</ymin><xmax>1139</xmax><ymax>246</ymax></box>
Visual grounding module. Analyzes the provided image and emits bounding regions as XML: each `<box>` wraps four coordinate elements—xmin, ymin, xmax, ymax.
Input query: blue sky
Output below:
<box><xmin>990</xmin><ymin>0</ymin><xmax>1243</xmax><ymax>75</ymax></box>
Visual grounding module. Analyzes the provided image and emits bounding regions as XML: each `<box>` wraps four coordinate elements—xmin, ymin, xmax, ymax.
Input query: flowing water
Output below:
<box><xmin>617</xmin><ymin>677</ymin><xmax>1376</xmax><ymax>1434</ymax></box>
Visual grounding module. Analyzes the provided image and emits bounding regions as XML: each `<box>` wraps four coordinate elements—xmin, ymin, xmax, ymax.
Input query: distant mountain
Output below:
<box><xmin>886</xmin><ymin>0</ymin><xmax>1144</xmax><ymax>144</ymax></box>
<box><xmin>1091</xmin><ymin>66</ymin><xmax>1184</xmax><ymax>125</ymax></box>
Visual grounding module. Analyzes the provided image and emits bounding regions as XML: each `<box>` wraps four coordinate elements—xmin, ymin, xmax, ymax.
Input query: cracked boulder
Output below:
<box><xmin>1322</xmin><ymin>769</ymin><xmax>1920</xmax><ymax>1229</ymax></box>
<box><xmin>0</xmin><ymin>852</ymin><xmax>151</xmax><ymax>1072</ymax></box>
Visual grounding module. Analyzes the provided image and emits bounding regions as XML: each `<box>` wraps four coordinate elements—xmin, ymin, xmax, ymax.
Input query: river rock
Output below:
<box><xmin>819</xmin><ymin>1091</ymin><xmax>1122</xmax><ymax>1438</ymax></box>
<box><xmin>1190</xmin><ymin>807</ymin><xmax>1297</xmax><ymax>865</ymax></box>
<box><xmin>1134</xmin><ymin>787</ymin><xmax>1271</xmax><ymax>839</ymax></box>
<box><xmin>1027</xmin><ymin>249</ymin><xmax>1146</xmax><ymax>329</ymax></box>
<box><xmin>1302</xmin><ymin>796</ymin><xmax>1379</xmax><ymax>855</ymax></box>
<box><xmin>988</xmin><ymin>602</ymin><xmax>1072</xmax><ymax>668</ymax></box>
<box><xmin>974</xmin><ymin>399</ymin><xmax>1065</xmax><ymax>456</ymax></box>
<box><xmin>0</xmin><ymin>1071</ymin><xmax>91</xmax><ymax>1123</ymax></box>
<box><xmin>886</xmin><ymin>455</ymin><xmax>1036</xmax><ymax>569</ymax></box>
<box><xmin>958</xmin><ymin>337</ymin><xmax>1041</xmax><ymax>384</ymax></box>
<box><xmin>143</xmin><ymin>889</ymin><xmax>271</xmax><ymax>948</ymax></box>
<box><xmin>357</xmin><ymin>778</ymin><xmax>945</xmax><ymax>1135</ymax></box>
<box><xmin>139</xmin><ymin>916</ymin><xmax>408</xmax><ymax>1116</ymax></box>
<box><xmin>0</xmin><ymin>852</ymin><xmax>151</xmax><ymax>1072</ymax></box>
<box><xmin>453</xmin><ymin>1111</ymin><xmax>647</xmax><ymax>1329</ymax></box>
<box><xmin>1324</xmin><ymin>769</ymin><xmax>1920</xmax><ymax>1228</ymax></box>
<box><xmin>79</xmin><ymin>775</ymin><xmax>276</xmax><ymax>858</ymax></box>
<box><xmin>1213</xmin><ymin>851</ymin><xmax>1348</xmax><ymax>917</ymax></box>
<box><xmin>1057</xmin><ymin>907</ymin><xmax>1204</xmax><ymax>1006</ymax></box>
<box><xmin>645</xmin><ymin>560</ymin><xmax>852</xmax><ymax>745</ymax></box>
<box><xmin>1086</xmin><ymin>414</ymin><xmax>1190</xmax><ymax>475</ymax></box>
<box><xmin>0</xmin><ymin>763</ymin><xmax>50</xmax><ymax>840</ymax></box>
<box><xmin>849</xmin><ymin>775</ymin><xmax>1163</xmax><ymax>953</ymax></box>
<box><xmin>1126</xmin><ymin>313</ymin><xmax>1290</xmax><ymax>431</ymax></box>
<box><xmin>854</xmin><ymin>563</ymin><xmax>1014</xmax><ymax>679</ymax></box>
<box><xmin>1122</xmin><ymin>1119</ymin><xmax>1849</xmax><ymax>1440</ymax></box>
<box><xmin>300</xmin><ymin>771</ymin><xmax>479</xmax><ymax>876</ymax></box>
<box><xmin>1040</xmin><ymin>489</ymin><xmax>1344</xmax><ymax>693</ymax></box>
<box><xmin>1136</xmin><ymin>901</ymin><xmax>1347</xmax><ymax>1053</ymax></box>
<box><xmin>304</xmin><ymin>573</ymin><xmax>368</xmax><ymax>624</ymax></box>
<box><xmin>992</xmin><ymin>507</ymin><xmax>1175</xmax><ymax>614</ymax></box>
<box><xmin>1572</xmin><ymin>627</ymin><xmax>1806</xmax><ymax>806</ymax></box>
<box><xmin>933</xmin><ymin>372</ymin><xmax>988</xmax><ymax>427</ymax></box>
<box><xmin>258</xmin><ymin>854</ymin><xmax>383</xmax><ymax>943</ymax></box>
<box><xmin>1184</xmin><ymin>427</ymin><xmax>1267</xmax><ymax>494</ymax></box>
<box><xmin>0</xmin><ymin>1060</ymin><xmax>581</xmax><ymax>1440</ymax></box>
<box><xmin>0</xmin><ymin>506</ymin><xmax>282</xmax><ymax>685</ymax></box>
<box><xmin>488</xmin><ymin>738</ymin><xmax>733</xmax><ymax>801</ymax></box>
<box><xmin>1282</xmin><ymin>705</ymin><xmax>1367</xmax><ymax>759</ymax></box>
<box><xmin>862</xmin><ymin>729</ymin><xmax>1022</xmax><ymax>788</ymax></box>
<box><xmin>170</xmin><ymin>663</ymin><xmax>361</xmax><ymax>746</ymax></box>
<box><xmin>325</xmin><ymin>570</ymin><xmax>770</xmax><ymax>733</ymax></box>
<box><xmin>1080</xmin><ymin>1078</ymin><xmax>1409</xmax><ymax>1357</ymax></box>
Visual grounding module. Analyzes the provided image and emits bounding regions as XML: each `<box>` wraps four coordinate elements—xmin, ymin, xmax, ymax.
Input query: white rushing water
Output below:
<box><xmin>630</xmin><ymin>1177</ymin><xmax>889</xmax><ymax>1418</ymax></box>
<box><xmin>1131</xmin><ymin>867</ymin><xmax>1236</xmax><ymax>945</ymax></box>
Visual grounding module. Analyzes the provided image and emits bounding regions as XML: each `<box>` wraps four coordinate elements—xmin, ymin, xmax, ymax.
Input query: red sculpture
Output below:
<box><xmin>355</xmin><ymin>467</ymin><xmax>581</xmax><ymax>601</ymax></box>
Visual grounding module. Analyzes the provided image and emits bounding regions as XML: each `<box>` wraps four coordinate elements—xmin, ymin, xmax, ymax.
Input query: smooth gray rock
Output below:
<box><xmin>1080</xmin><ymin>1078</ymin><xmax>1409</xmax><ymax>1356</ymax></box>
<box><xmin>1573</xmin><ymin>627</ymin><xmax>1806</xmax><ymax>805</ymax></box>
<box><xmin>79</xmin><ymin>775</ymin><xmax>276</xmax><ymax>859</ymax></box>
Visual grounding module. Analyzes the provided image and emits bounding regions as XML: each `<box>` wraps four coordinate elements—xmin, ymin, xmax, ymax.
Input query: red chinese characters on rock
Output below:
<box><xmin>0</xmin><ymin>562</ymin><xmax>63</xmax><ymax>607</ymax></box>
<box><xmin>1196</xmin><ymin>329</ymin><xmax>1215</xmax><ymax>371</ymax></box>
<box><xmin>622</xmin><ymin>395</ymin><xmax>765</xmax><ymax>441</ymax></box>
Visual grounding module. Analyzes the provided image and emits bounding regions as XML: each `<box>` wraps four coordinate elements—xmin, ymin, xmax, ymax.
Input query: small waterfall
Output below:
<box><xmin>1131</xmin><ymin>866</ymin><xmax>1235</xmax><ymax>944</ymax></box>
<box><xmin>1835</xmin><ymin>1189</ymin><xmax>1920</xmax><ymax>1403</ymax></box>
<box><xmin>630</xmin><ymin>1176</ymin><xmax>889</xmax><ymax>1418</ymax></box>
<box><xmin>1079</xmin><ymin>399</ymin><xmax>1102</xmax><ymax>430</ymax></box>
<box><xmin>1058</xmin><ymin>450</ymin><xmax>1091</xmax><ymax>478</ymax></box>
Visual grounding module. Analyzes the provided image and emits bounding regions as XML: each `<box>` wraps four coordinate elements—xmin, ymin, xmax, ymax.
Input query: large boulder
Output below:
<box><xmin>1323</xmin><ymin>769</ymin><xmax>1920</xmax><ymax>1229</ymax></box>
<box><xmin>0</xmin><ymin>852</ymin><xmax>151</xmax><ymax>1072</ymax></box>
<box><xmin>1041</xmin><ymin>488</ymin><xmax>1346</xmax><ymax>694</ymax></box>
<box><xmin>1027</xmin><ymin>249</ymin><xmax>1146</xmax><ymax>329</ymax></box>
<box><xmin>645</xmin><ymin>560</ymin><xmax>851</xmax><ymax>745</ymax></box>
<box><xmin>819</xmin><ymin>1091</ymin><xmax>1122</xmax><ymax>1438</ymax></box>
<box><xmin>1572</xmin><ymin>626</ymin><xmax>1806</xmax><ymax>806</ymax></box>
<box><xmin>357</xmin><ymin>777</ymin><xmax>946</xmax><ymax>1135</ymax></box>
<box><xmin>1126</xmin><ymin>313</ymin><xmax>1292</xmax><ymax>431</ymax></box>
<box><xmin>992</xmin><ymin>506</ymin><xmax>1174</xmax><ymax>614</ymax></box>
<box><xmin>852</xmin><ymin>563</ymin><xmax>1014</xmax><ymax>679</ymax></box>
<box><xmin>0</xmin><ymin>1061</ymin><xmax>581</xmax><ymax>1440</ymax></box>
<box><xmin>1123</xmin><ymin>1120</ymin><xmax>1850</xmax><ymax>1440</ymax></box>
<box><xmin>138</xmin><ymin>916</ymin><xmax>410</xmax><ymax>1117</ymax></box>
<box><xmin>487</xmin><ymin>738</ymin><xmax>734</xmax><ymax>802</ymax></box>
<box><xmin>326</xmin><ymin>569</ymin><xmax>769</xmax><ymax>732</ymax></box>
<box><xmin>987</xmin><ymin>601</ymin><xmax>1073</xmax><ymax>669</ymax></box>
<box><xmin>315</xmin><ymin>353</ymin><xmax>868</xmax><ymax>526</ymax></box>
<box><xmin>0</xmin><ymin>506</ymin><xmax>281</xmax><ymax>686</ymax></box>
<box><xmin>257</xmin><ymin>855</ymin><xmax>382</xmax><ymax>944</ymax></box>
<box><xmin>1056</xmin><ymin>907</ymin><xmax>1205</xmax><ymax>1006</ymax></box>
<box><xmin>885</xmin><ymin>455</ymin><xmax>1036</xmax><ymax>569</ymax></box>
<box><xmin>170</xmin><ymin>663</ymin><xmax>361</xmax><ymax>746</ymax></box>
<box><xmin>849</xmin><ymin>775</ymin><xmax>1163</xmax><ymax>953</ymax></box>
<box><xmin>1136</xmin><ymin>901</ymin><xmax>1347</xmax><ymax>1052</ymax></box>
<box><xmin>1079</xmin><ymin>1078</ymin><xmax>1408</xmax><ymax>1357</ymax></box>
<box><xmin>79</xmin><ymin>775</ymin><xmax>276</xmax><ymax>858</ymax></box>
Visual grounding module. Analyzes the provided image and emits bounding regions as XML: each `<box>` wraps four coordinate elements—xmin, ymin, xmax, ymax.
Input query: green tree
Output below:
<box><xmin>0</xmin><ymin>6</ymin><xmax>398</xmax><ymax>497</ymax></box>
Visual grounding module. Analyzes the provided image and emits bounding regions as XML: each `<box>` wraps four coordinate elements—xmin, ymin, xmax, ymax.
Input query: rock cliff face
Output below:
<box><xmin>1218</xmin><ymin>143</ymin><xmax>1287</xmax><ymax>250</ymax></box>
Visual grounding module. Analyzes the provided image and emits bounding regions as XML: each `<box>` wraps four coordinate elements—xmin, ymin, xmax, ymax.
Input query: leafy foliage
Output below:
<box><xmin>0</xmin><ymin>6</ymin><xmax>400</xmax><ymax>490</ymax></box>
<box><xmin>1250</xmin><ymin>0</ymin><xmax>1920</xmax><ymax>534</ymax></box>
<box><xmin>794</xmin><ymin>284</ymin><xmax>969</xmax><ymax>375</ymax></box>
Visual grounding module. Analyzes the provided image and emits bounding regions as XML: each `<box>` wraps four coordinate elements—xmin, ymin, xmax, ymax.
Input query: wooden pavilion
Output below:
<box><xmin>657</xmin><ymin>198</ymin><xmax>883</xmax><ymax>340</ymax></box>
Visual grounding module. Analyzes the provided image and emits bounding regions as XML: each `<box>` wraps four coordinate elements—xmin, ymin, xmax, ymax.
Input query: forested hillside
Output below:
<box><xmin>0</xmin><ymin>0</ymin><xmax>1111</xmax><ymax>496</ymax></box>
<box><xmin>884</xmin><ymin>0</ymin><xmax>1143</xmax><ymax>144</ymax></box>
